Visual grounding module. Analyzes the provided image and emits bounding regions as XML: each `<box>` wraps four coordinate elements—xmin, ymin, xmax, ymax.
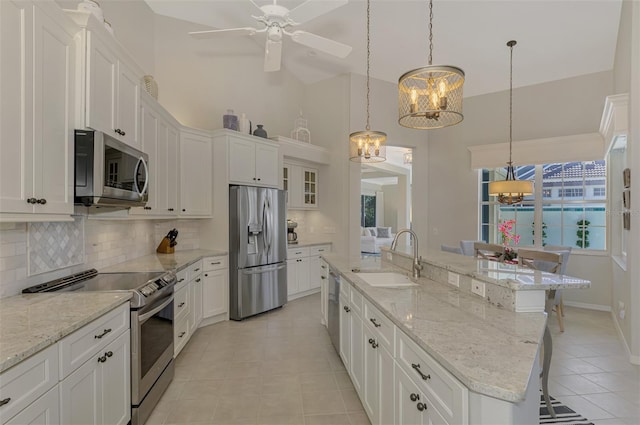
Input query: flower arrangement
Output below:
<box><xmin>498</xmin><ymin>219</ymin><xmax>520</xmax><ymax>261</ymax></box>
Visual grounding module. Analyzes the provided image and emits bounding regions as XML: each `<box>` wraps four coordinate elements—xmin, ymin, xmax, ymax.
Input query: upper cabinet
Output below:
<box><xmin>215</xmin><ymin>130</ymin><xmax>280</xmax><ymax>188</ymax></box>
<box><xmin>284</xmin><ymin>163</ymin><xmax>318</xmax><ymax>209</ymax></box>
<box><xmin>180</xmin><ymin>129</ymin><xmax>212</xmax><ymax>217</ymax></box>
<box><xmin>0</xmin><ymin>1</ymin><xmax>76</xmax><ymax>221</ymax></box>
<box><xmin>68</xmin><ymin>11</ymin><xmax>142</xmax><ymax>149</ymax></box>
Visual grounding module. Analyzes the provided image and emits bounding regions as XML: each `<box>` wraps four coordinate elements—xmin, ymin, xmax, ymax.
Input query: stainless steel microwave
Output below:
<box><xmin>75</xmin><ymin>130</ymin><xmax>149</xmax><ymax>207</ymax></box>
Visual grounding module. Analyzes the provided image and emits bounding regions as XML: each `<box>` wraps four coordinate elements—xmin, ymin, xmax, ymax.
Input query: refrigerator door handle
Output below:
<box><xmin>242</xmin><ymin>263</ymin><xmax>286</xmax><ymax>274</ymax></box>
<box><xmin>263</xmin><ymin>196</ymin><xmax>272</xmax><ymax>256</ymax></box>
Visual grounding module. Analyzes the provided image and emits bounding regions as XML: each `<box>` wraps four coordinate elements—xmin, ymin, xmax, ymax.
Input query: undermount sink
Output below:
<box><xmin>355</xmin><ymin>272</ymin><xmax>418</xmax><ymax>288</ymax></box>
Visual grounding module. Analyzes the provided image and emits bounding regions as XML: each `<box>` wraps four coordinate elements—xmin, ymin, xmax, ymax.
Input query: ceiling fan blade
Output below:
<box><xmin>264</xmin><ymin>39</ymin><xmax>282</xmax><ymax>72</ymax></box>
<box><xmin>287</xmin><ymin>0</ymin><xmax>348</xmax><ymax>24</ymax></box>
<box><xmin>189</xmin><ymin>27</ymin><xmax>257</xmax><ymax>39</ymax></box>
<box><xmin>290</xmin><ymin>30</ymin><xmax>352</xmax><ymax>58</ymax></box>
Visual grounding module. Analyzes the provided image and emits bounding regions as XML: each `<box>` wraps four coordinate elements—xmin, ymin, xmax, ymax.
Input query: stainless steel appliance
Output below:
<box><xmin>23</xmin><ymin>269</ymin><xmax>176</xmax><ymax>425</ymax></box>
<box><xmin>75</xmin><ymin>130</ymin><xmax>149</xmax><ymax>207</ymax></box>
<box><xmin>327</xmin><ymin>265</ymin><xmax>341</xmax><ymax>352</ymax></box>
<box><xmin>229</xmin><ymin>185</ymin><xmax>287</xmax><ymax>320</ymax></box>
<box><xmin>287</xmin><ymin>219</ymin><xmax>298</xmax><ymax>244</ymax></box>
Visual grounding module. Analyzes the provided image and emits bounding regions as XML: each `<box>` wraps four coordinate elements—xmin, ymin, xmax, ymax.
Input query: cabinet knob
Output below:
<box><xmin>372</xmin><ymin>341</ymin><xmax>378</xmax><ymax>349</ymax></box>
<box><xmin>36</xmin><ymin>198</ymin><xmax>46</xmax><ymax>204</ymax></box>
<box><xmin>204</xmin><ymin>274</ymin><xmax>208</xmax><ymax>277</ymax></box>
<box><xmin>98</xmin><ymin>355</ymin><xmax>107</xmax><ymax>363</ymax></box>
<box><xmin>368</xmin><ymin>338</ymin><xmax>374</xmax><ymax>344</ymax></box>
<box><xmin>257</xmin><ymin>178</ymin><xmax>261</xmax><ymax>181</ymax></box>
<box><xmin>416</xmin><ymin>402</ymin><xmax>427</xmax><ymax>412</ymax></box>
<box><xmin>0</xmin><ymin>398</ymin><xmax>11</xmax><ymax>406</ymax></box>
<box><xmin>178</xmin><ymin>302</ymin><xmax>185</xmax><ymax>307</ymax></box>
<box><xmin>195</xmin><ymin>278</ymin><xmax>201</xmax><ymax>282</ymax></box>
<box><xmin>182</xmin><ymin>209</ymin><xmax>186</xmax><ymax>212</ymax></box>
<box><xmin>178</xmin><ymin>331</ymin><xmax>186</xmax><ymax>338</ymax></box>
<box><xmin>253</xmin><ymin>178</ymin><xmax>257</xmax><ymax>181</ymax></box>
<box><xmin>409</xmin><ymin>393</ymin><xmax>420</xmax><ymax>402</ymax></box>
<box><xmin>343</xmin><ymin>306</ymin><xmax>351</xmax><ymax>313</ymax></box>
<box><xmin>144</xmin><ymin>206</ymin><xmax>152</xmax><ymax>210</ymax></box>
<box><xmin>105</xmin><ymin>351</ymin><xmax>113</xmax><ymax>358</ymax></box>
<box><xmin>321</xmin><ymin>276</ymin><xmax>326</xmax><ymax>280</ymax></box>
<box><xmin>168</xmin><ymin>208</ymin><xmax>174</xmax><ymax>211</ymax></box>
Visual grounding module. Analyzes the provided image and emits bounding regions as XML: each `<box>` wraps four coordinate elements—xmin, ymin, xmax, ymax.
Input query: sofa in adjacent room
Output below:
<box><xmin>361</xmin><ymin>227</ymin><xmax>395</xmax><ymax>253</ymax></box>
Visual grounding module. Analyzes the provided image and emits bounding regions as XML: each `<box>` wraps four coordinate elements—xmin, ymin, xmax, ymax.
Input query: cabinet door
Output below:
<box><xmin>395</xmin><ymin>365</ymin><xmax>423</xmax><ymax>425</ymax></box>
<box><xmin>350</xmin><ymin>311</ymin><xmax>364</xmax><ymax>396</ymax></box>
<box><xmin>338</xmin><ymin>295</ymin><xmax>351</xmax><ymax>370</ymax></box>
<box><xmin>86</xmin><ymin>33</ymin><xmax>116</xmax><ymax>137</ymax></box>
<box><xmin>0</xmin><ymin>0</ymin><xmax>34</xmax><ymax>214</ymax></box>
<box><xmin>297</xmin><ymin>257</ymin><xmax>310</xmax><ymax>292</ymax></box>
<box><xmin>378</xmin><ymin>344</ymin><xmax>395</xmax><ymax>425</ymax></box>
<box><xmin>363</xmin><ymin>325</ymin><xmax>378</xmax><ymax>423</ymax></box>
<box><xmin>308</xmin><ymin>255</ymin><xmax>321</xmax><ymax>290</ymax></box>
<box><xmin>130</xmin><ymin>101</ymin><xmax>158</xmax><ymax>215</ymax></box>
<box><xmin>154</xmin><ymin>119</ymin><xmax>169</xmax><ymax>213</ymax></box>
<box><xmin>302</xmin><ymin>168</ymin><xmax>318</xmax><ymax>208</ymax></box>
<box><xmin>228</xmin><ymin>138</ymin><xmax>256</xmax><ymax>184</ymax></box>
<box><xmin>166</xmin><ymin>125</ymin><xmax>179</xmax><ymax>215</ymax></box>
<box><xmin>320</xmin><ymin>278</ymin><xmax>327</xmax><ymax>327</ymax></box>
<box><xmin>255</xmin><ymin>142</ymin><xmax>279</xmax><ymax>187</ymax></box>
<box><xmin>180</xmin><ymin>132</ymin><xmax>212</xmax><ymax>216</ymax></box>
<box><xmin>5</xmin><ymin>386</ymin><xmax>60</xmax><ymax>425</ymax></box>
<box><xmin>286</xmin><ymin>259</ymin><xmax>298</xmax><ymax>296</ymax></box>
<box><xmin>59</xmin><ymin>353</ymin><xmax>100</xmax><ymax>425</ymax></box>
<box><xmin>202</xmin><ymin>269</ymin><xmax>228</xmax><ymax>318</ymax></box>
<box><xmin>283</xmin><ymin>165</ymin><xmax>290</xmax><ymax>206</ymax></box>
<box><xmin>115</xmin><ymin>60</ymin><xmax>140</xmax><ymax>148</ymax></box>
<box><xmin>190</xmin><ymin>276</ymin><xmax>202</xmax><ymax>330</ymax></box>
<box><xmin>101</xmin><ymin>330</ymin><xmax>130</xmax><ymax>425</ymax></box>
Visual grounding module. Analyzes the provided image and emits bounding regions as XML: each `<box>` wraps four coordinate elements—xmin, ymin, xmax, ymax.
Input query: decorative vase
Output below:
<box><xmin>223</xmin><ymin>109</ymin><xmax>239</xmax><ymax>131</ymax></box>
<box><xmin>253</xmin><ymin>124</ymin><xmax>267</xmax><ymax>138</ymax></box>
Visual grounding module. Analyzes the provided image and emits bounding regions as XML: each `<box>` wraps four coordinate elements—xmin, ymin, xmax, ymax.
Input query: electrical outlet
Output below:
<box><xmin>471</xmin><ymin>280</ymin><xmax>485</xmax><ymax>297</ymax></box>
<box><xmin>447</xmin><ymin>272</ymin><xmax>459</xmax><ymax>287</ymax></box>
<box><xmin>620</xmin><ymin>309</ymin><xmax>626</xmax><ymax>320</ymax></box>
<box><xmin>386</xmin><ymin>252</ymin><xmax>393</xmax><ymax>261</ymax></box>
<box><xmin>619</xmin><ymin>301</ymin><xmax>625</xmax><ymax>311</ymax></box>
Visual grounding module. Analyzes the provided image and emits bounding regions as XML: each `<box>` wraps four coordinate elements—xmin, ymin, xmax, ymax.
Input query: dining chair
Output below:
<box><xmin>517</xmin><ymin>249</ymin><xmax>563</xmax><ymax>274</ymax></box>
<box><xmin>460</xmin><ymin>240</ymin><xmax>482</xmax><ymax>256</ymax></box>
<box><xmin>441</xmin><ymin>244</ymin><xmax>463</xmax><ymax>254</ymax></box>
<box><xmin>543</xmin><ymin>245</ymin><xmax>572</xmax><ymax>330</ymax></box>
<box><xmin>474</xmin><ymin>242</ymin><xmax>506</xmax><ymax>262</ymax></box>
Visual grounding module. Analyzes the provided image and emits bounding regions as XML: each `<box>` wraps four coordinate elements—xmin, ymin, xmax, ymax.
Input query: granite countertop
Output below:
<box><xmin>392</xmin><ymin>248</ymin><xmax>591</xmax><ymax>291</ymax></box>
<box><xmin>100</xmin><ymin>249</ymin><xmax>227</xmax><ymax>273</ymax></box>
<box><xmin>322</xmin><ymin>253</ymin><xmax>546</xmax><ymax>403</ymax></box>
<box><xmin>0</xmin><ymin>292</ymin><xmax>131</xmax><ymax>373</ymax></box>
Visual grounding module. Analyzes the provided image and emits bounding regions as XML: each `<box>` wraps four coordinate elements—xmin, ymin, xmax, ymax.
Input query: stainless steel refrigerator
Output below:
<box><xmin>229</xmin><ymin>185</ymin><xmax>287</xmax><ymax>320</ymax></box>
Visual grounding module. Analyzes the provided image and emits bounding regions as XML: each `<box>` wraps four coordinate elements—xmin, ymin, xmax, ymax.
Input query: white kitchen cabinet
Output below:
<box><xmin>395</xmin><ymin>364</ymin><xmax>431</xmax><ymax>425</ymax></box>
<box><xmin>0</xmin><ymin>0</ymin><xmax>75</xmax><ymax>220</ymax></box>
<box><xmin>227</xmin><ymin>133</ymin><xmax>280</xmax><ymax>187</ymax></box>
<box><xmin>339</xmin><ymin>293</ymin><xmax>351</xmax><ymax>372</ymax></box>
<box><xmin>68</xmin><ymin>11</ymin><xmax>143</xmax><ymax>148</ymax></box>
<box><xmin>130</xmin><ymin>94</ymin><xmax>179</xmax><ymax>217</ymax></box>
<box><xmin>283</xmin><ymin>163</ymin><xmax>319</xmax><ymax>209</ymax></box>
<box><xmin>201</xmin><ymin>257</ymin><xmax>229</xmax><ymax>320</ymax></box>
<box><xmin>180</xmin><ymin>129</ymin><xmax>212</xmax><ymax>217</ymax></box>
<box><xmin>59</xmin><ymin>330</ymin><xmax>130</xmax><ymax>425</ymax></box>
<box><xmin>338</xmin><ymin>282</ymin><xmax>364</xmax><ymax>397</ymax></box>
<box><xmin>308</xmin><ymin>245</ymin><xmax>330</xmax><ymax>290</ymax></box>
<box><xmin>287</xmin><ymin>245</ymin><xmax>330</xmax><ymax>300</ymax></box>
<box><xmin>363</xmin><ymin>322</ymin><xmax>395</xmax><ymax>425</ymax></box>
<box><xmin>189</xmin><ymin>269</ymin><xmax>203</xmax><ymax>334</ymax></box>
<box><xmin>4</xmin><ymin>386</ymin><xmax>59</xmax><ymax>425</ymax></box>
<box><xmin>319</xmin><ymin>259</ymin><xmax>329</xmax><ymax>327</ymax></box>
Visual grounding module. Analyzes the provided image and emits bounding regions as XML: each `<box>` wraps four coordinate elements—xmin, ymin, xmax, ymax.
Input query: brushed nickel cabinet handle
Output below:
<box><xmin>94</xmin><ymin>328</ymin><xmax>112</xmax><ymax>339</ymax></box>
<box><xmin>0</xmin><ymin>397</ymin><xmax>11</xmax><ymax>406</ymax></box>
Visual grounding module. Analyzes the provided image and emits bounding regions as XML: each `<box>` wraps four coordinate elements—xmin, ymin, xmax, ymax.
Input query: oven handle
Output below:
<box><xmin>138</xmin><ymin>295</ymin><xmax>173</xmax><ymax>323</ymax></box>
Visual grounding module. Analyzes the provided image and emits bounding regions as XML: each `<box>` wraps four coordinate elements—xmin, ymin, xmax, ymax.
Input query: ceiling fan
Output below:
<box><xmin>189</xmin><ymin>0</ymin><xmax>352</xmax><ymax>72</ymax></box>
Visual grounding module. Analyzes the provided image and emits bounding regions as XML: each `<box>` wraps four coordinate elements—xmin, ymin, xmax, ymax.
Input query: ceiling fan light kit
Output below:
<box><xmin>350</xmin><ymin>0</ymin><xmax>387</xmax><ymax>163</ymax></box>
<box><xmin>488</xmin><ymin>40</ymin><xmax>534</xmax><ymax>205</ymax></box>
<box><xmin>398</xmin><ymin>0</ymin><xmax>465</xmax><ymax>129</ymax></box>
<box><xmin>189</xmin><ymin>0</ymin><xmax>352</xmax><ymax>72</ymax></box>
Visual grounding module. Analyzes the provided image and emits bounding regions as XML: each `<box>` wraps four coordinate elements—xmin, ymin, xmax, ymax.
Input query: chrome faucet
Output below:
<box><xmin>390</xmin><ymin>229</ymin><xmax>423</xmax><ymax>279</ymax></box>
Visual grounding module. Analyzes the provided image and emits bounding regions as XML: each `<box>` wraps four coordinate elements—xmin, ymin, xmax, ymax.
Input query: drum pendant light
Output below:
<box><xmin>488</xmin><ymin>40</ymin><xmax>534</xmax><ymax>204</ymax></box>
<box><xmin>349</xmin><ymin>0</ymin><xmax>387</xmax><ymax>163</ymax></box>
<box><xmin>398</xmin><ymin>0</ymin><xmax>465</xmax><ymax>129</ymax></box>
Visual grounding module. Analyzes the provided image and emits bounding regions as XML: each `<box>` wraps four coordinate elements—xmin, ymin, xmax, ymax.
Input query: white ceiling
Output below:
<box><xmin>144</xmin><ymin>0</ymin><xmax>622</xmax><ymax>97</ymax></box>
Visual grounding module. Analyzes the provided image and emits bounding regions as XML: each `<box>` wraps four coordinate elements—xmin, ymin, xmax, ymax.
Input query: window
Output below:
<box><xmin>480</xmin><ymin>160</ymin><xmax>607</xmax><ymax>251</ymax></box>
<box><xmin>361</xmin><ymin>195</ymin><xmax>376</xmax><ymax>227</ymax></box>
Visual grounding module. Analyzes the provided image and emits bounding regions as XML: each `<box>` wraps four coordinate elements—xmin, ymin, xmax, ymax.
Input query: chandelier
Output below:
<box><xmin>350</xmin><ymin>0</ymin><xmax>386</xmax><ymax>162</ymax></box>
<box><xmin>488</xmin><ymin>40</ymin><xmax>534</xmax><ymax>204</ymax></box>
<box><xmin>398</xmin><ymin>0</ymin><xmax>465</xmax><ymax>129</ymax></box>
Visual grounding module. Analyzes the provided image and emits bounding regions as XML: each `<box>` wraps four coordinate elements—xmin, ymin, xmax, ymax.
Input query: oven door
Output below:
<box><xmin>131</xmin><ymin>294</ymin><xmax>174</xmax><ymax>405</ymax></box>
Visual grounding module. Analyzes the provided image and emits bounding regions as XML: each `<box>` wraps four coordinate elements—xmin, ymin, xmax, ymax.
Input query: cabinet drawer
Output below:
<box><xmin>203</xmin><ymin>256</ymin><xmax>228</xmax><ymax>271</ymax></box>
<box><xmin>309</xmin><ymin>244</ymin><xmax>331</xmax><ymax>256</ymax></box>
<box><xmin>363</xmin><ymin>299</ymin><xmax>395</xmax><ymax>354</ymax></box>
<box><xmin>174</xmin><ymin>315</ymin><xmax>190</xmax><ymax>357</ymax></box>
<box><xmin>187</xmin><ymin>260</ymin><xmax>203</xmax><ymax>280</ymax></box>
<box><xmin>0</xmin><ymin>344</ymin><xmax>58</xmax><ymax>423</ymax></box>
<box><xmin>174</xmin><ymin>285</ymin><xmax>189</xmax><ymax>321</ymax></box>
<box><xmin>396</xmin><ymin>330</ymin><xmax>468</xmax><ymax>424</ymax></box>
<box><xmin>287</xmin><ymin>247</ymin><xmax>309</xmax><ymax>259</ymax></box>
<box><xmin>59</xmin><ymin>303</ymin><xmax>129</xmax><ymax>379</ymax></box>
<box><xmin>350</xmin><ymin>287</ymin><xmax>363</xmax><ymax>316</ymax></box>
<box><xmin>176</xmin><ymin>268</ymin><xmax>188</xmax><ymax>290</ymax></box>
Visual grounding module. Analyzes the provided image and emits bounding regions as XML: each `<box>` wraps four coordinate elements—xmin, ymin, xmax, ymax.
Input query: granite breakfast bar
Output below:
<box><xmin>321</xmin><ymin>248</ymin><xmax>591</xmax><ymax>424</ymax></box>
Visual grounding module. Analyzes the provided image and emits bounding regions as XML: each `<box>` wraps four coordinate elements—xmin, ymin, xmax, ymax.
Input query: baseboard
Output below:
<box><xmin>562</xmin><ymin>300</ymin><xmax>611</xmax><ymax>312</ymax></box>
<box><xmin>198</xmin><ymin>313</ymin><xmax>226</xmax><ymax>328</ymax></box>
<box><xmin>610</xmin><ymin>310</ymin><xmax>638</xmax><ymax>365</ymax></box>
<box><xmin>288</xmin><ymin>287</ymin><xmax>320</xmax><ymax>302</ymax></box>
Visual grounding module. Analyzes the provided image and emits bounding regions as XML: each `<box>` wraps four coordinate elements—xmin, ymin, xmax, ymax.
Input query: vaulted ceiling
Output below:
<box><xmin>144</xmin><ymin>0</ymin><xmax>623</xmax><ymax>97</ymax></box>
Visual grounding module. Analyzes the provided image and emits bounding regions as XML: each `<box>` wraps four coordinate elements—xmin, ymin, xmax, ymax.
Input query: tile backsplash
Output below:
<box><xmin>0</xmin><ymin>217</ymin><xmax>202</xmax><ymax>298</ymax></box>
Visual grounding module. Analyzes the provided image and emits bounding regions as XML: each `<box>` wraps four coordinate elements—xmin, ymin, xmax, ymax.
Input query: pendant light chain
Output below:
<box><xmin>365</xmin><ymin>0</ymin><xmax>371</xmax><ymax>131</ymax></box>
<box><xmin>428</xmin><ymin>0</ymin><xmax>433</xmax><ymax>66</ymax></box>
<box><xmin>508</xmin><ymin>40</ymin><xmax>514</xmax><ymax>166</ymax></box>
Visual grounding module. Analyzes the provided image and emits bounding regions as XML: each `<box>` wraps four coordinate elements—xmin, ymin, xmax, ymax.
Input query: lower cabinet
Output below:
<box><xmin>288</xmin><ymin>244</ymin><xmax>331</xmax><ymax>300</ymax></box>
<box><xmin>363</xmin><ymin>323</ymin><xmax>395</xmax><ymax>425</ymax></box>
<box><xmin>4</xmin><ymin>386</ymin><xmax>59</xmax><ymax>425</ymax></box>
<box><xmin>59</xmin><ymin>329</ymin><xmax>130</xmax><ymax>425</ymax></box>
<box><xmin>339</xmin><ymin>286</ymin><xmax>364</xmax><ymax>396</ymax></box>
<box><xmin>202</xmin><ymin>268</ymin><xmax>228</xmax><ymax>319</ymax></box>
<box><xmin>395</xmin><ymin>364</ymin><xmax>448</xmax><ymax>425</ymax></box>
<box><xmin>319</xmin><ymin>259</ymin><xmax>329</xmax><ymax>326</ymax></box>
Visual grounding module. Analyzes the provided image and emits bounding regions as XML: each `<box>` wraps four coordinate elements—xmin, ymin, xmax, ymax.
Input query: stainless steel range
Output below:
<box><xmin>23</xmin><ymin>268</ymin><xmax>177</xmax><ymax>425</ymax></box>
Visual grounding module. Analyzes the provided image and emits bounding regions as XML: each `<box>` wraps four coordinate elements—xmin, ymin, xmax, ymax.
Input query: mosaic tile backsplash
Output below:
<box><xmin>28</xmin><ymin>218</ymin><xmax>84</xmax><ymax>275</ymax></box>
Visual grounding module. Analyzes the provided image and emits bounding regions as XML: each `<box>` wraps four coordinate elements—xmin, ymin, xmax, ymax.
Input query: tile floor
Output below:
<box><xmin>548</xmin><ymin>305</ymin><xmax>640</xmax><ymax>424</ymax></box>
<box><xmin>148</xmin><ymin>294</ymin><xmax>640</xmax><ymax>425</ymax></box>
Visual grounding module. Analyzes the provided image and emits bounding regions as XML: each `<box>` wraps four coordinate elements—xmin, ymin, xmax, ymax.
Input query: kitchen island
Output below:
<box><xmin>322</xmin><ymin>249</ymin><xmax>590</xmax><ymax>424</ymax></box>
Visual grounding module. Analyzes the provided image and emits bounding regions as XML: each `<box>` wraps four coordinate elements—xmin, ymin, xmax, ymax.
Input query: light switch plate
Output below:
<box><xmin>471</xmin><ymin>279</ymin><xmax>485</xmax><ymax>297</ymax></box>
<box><xmin>447</xmin><ymin>272</ymin><xmax>459</xmax><ymax>287</ymax></box>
